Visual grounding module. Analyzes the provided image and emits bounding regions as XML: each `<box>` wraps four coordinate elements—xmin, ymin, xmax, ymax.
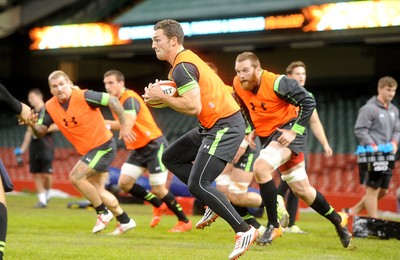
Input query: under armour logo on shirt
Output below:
<box><xmin>250</xmin><ymin>102</ymin><xmax>256</xmax><ymax>111</ymax></box>
<box><xmin>63</xmin><ymin>117</ymin><xmax>78</xmax><ymax>127</ymax></box>
<box><xmin>203</xmin><ymin>145</ymin><xmax>210</xmax><ymax>149</ymax></box>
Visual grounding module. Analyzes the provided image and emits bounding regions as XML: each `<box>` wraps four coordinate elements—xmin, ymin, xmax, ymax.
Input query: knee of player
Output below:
<box><xmin>69</xmin><ymin>171</ymin><xmax>81</xmax><ymax>185</ymax></box>
<box><xmin>228</xmin><ymin>193</ymin><xmax>246</xmax><ymax>206</ymax></box>
<box><xmin>118</xmin><ymin>178</ymin><xmax>134</xmax><ymax>191</ymax></box>
<box><xmin>187</xmin><ymin>180</ymin><xmax>203</xmax><ymax>197</ymax></box>
<box><xmin>253</xmin><ymin>158</ymin><xmax>275</xmax><ymax>176</ymax></box>
<box><xmin>253</xmin><ymin>161</ymin><xmax>273</xmax><ymax>183</ymax></box>
<box><xmin>151</xmin><ymin>185</ymin><xmax>168</xmax><ymax>198</ymax></box>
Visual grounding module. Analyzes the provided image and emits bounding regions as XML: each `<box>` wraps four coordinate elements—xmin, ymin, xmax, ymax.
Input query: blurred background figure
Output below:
<box><xmin>16</xmin><ymin>89</ymin><xmax>58</xmax><ymax>208</ymax></box>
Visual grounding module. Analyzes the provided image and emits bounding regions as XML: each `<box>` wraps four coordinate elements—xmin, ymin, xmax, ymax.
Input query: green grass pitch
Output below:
<box><xmin>4</xmin><ymin>194</ymin><xmax>400</xmax><ymax>259</ymax></box>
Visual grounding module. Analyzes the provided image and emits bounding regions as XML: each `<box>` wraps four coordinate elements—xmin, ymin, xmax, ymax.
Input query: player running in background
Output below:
<box><xmin>276</xmin><ymin>61</ymin><xmax>332</xmax><ymax>234</ymax></box>
<box><xmin>17</xmin><ymin>88</ymin><xmax>58</xmax><ymax>208</ymax></box>
<box><xmin>103</xmin><ymin>69</ymin><xmax>191</xmax><ymax>232</ymax></box>
<box><xmin>28</xmin><ymin>70</ymin><xmax>136</xmax><ymax>235</ymax></box>
<box><xmin>0</xmin><ymin>83</ymin><xmax>31</xmax><ymax>260</ymax></box>
<box><xmin>233</xmin><ymin>52</ymin><xmax>351</xmax><ymax>248</ymax></box>
<box><xmin>144</xmin><ymin>19</ymin><xmax>258</xmax><ymax>260</ymax></box>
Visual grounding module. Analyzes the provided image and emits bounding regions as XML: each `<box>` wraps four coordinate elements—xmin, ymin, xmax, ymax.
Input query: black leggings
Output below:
<box><xmin>162</xmin><ymin>129</ymin><xmax>243</xmax><ymax>229</ymax></box>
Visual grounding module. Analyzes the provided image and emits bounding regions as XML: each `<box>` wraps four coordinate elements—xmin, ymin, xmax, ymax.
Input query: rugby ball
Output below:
<box><xmin>147</xmin><ymin>80</ymin><xmax>178</xmax><ymax>108</ymax></box>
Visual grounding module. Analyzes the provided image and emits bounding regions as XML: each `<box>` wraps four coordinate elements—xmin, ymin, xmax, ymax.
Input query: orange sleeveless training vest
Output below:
<box><xmin>114</xmin><ymin>89</ymin><xmax>163</xmax><ymax>150</ymax></box>
<box><xmin>45</xmin><ymin>88</ymin><xmax>112</xmax><ymax>155</ymax></box>
<box><xmin>233</xmin><ymin>70</ymin><xmax>298</xmax><ymax>137</ymax></box>
<box><xmin>171</xmin><ymin>50</ymin><xmax>239</xmax><ymax>128</ymax></box>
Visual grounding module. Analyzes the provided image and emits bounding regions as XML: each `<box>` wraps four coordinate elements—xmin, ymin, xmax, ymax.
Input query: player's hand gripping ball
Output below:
<box><xmin>146</xmin><ymin>80</ymin><xmax>178</xmax><ymax>108</ymax></box>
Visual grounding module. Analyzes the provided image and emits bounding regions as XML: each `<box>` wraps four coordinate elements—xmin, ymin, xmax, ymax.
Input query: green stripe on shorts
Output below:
<box><xmin>245</xmin><ymin>153</ymin><xmax>254</xmax><ymax>172</ymax></box>
<box><xmin>88</xmin><ymin>148</ymin><xmax>112</xmax><ymax>169</ymax></box>
<box><xmin>157</xmin><ymin>143</ymin><xmax>167</xmax><ymax>172</ymax></box>
<box><xmin>209</xmin><ymin>127</ymin><xmax>229</xmax><ymax>156</ymax></box>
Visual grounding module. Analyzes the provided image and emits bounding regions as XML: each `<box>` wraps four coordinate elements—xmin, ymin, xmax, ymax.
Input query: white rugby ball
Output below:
<box><xmin>147</xmin><ymin>80</ymin><xmax>178</xmax><ymax>108</ymax></box>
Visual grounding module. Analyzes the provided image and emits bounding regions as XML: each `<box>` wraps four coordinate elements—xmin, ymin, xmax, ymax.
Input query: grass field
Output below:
<box><xmin>3</xmin><ymin>194</ymin><xmax>400</xmax><ymax>260</ymax></box>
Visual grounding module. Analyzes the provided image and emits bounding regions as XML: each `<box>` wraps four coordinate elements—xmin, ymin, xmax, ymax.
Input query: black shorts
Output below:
<box><xmin>80</xmin><ymin>138</ymin><xmax>116</xmax><ymax>172</ymax></box>
<box><xmin>366</xmin><ymin>170</ymin><xmax>392</xmax><ymax>189</ymax></box>
<box><xmin>29</xmin><ymin>144</ymin><xmax>54</xmax><ymax>174</ymax></box>
<box><xmin>126</xmin><ymin>136</ymin><xmax>168</xmax><ymax>173</ymax></box>
<box><xmin>198</xmin><ymin>111</ymin><xmax>246</xmax><ymax>162</ymax></box>
<box><xmin>359</xmin><ymin>169</ymin><xmax>367</xmax><ymax>185</ymax></box>
<box><xmin>259</xmin><ymin>119</ymin><xmax>307</xmax><ymax>155</ymax></box>
<box><xmin>233</xmin><ymin>145</ymin><xmax>258</xmax><ymax>172</ymax></box>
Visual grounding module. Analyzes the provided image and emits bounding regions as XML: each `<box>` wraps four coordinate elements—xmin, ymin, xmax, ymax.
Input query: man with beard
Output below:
<box><xmin>233</xmin><ymin>52</ymin><xmax>352</xmax><ymax>248</ymax></box>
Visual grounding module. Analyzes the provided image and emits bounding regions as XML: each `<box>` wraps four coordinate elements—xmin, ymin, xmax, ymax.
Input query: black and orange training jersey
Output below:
<box><xmin>170</xmin><ymin>50</ymin><xmax>240</xmax><ymax>129</ymax></box>
<box><xmin>233</xmin><ymin>70</ymin><xmax>315</xmax><ymax>137</ymax></box>
<box><xmin>43</xmin><ymin>88</ymin><xmax>112</xmax><ymax>155</ymax></box>
<box><xmin>114</xmin><ymin>89</ymin><xmax>163</xmax><ymax>150</ymax></box>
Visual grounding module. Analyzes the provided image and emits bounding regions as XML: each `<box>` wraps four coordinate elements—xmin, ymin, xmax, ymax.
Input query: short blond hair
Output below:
<box><xmin>48</xmin><ymin>70</ymin><xmax>72</xmax><ymax>86</ymax></box>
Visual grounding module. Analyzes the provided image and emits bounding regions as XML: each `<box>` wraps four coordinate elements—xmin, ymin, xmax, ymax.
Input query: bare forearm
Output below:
<box><xmin>105</xmin><ymin>119</ymin><xmax>121</xmax><ymax>130</ymax></box>
<box><xmin>108</xmin><ymin>96</ymin><xmax>127</xmax><ymax>125</ymax></box>
<box><xmin>20</xmin><ymin>129</ymin><xmax>32</xmax><ymax>153</ymax></box>
<box><xmin>310</xmin><ymin>123</ymin><xmax>330</xmax><ymax>147</ymax></box>
<box><xmin>47</xmin><ymin>123</ymin><xmax>59</xmax><ymax>133</ymax></box>
<box><xmin>162</xmin><ymin>95</ymin><xmax>201</xmax><ymax>116</ymax></box>
<box><xmin>30</xmin><ymin>124</ymin><xmax>48</xmax><ymax>138</ymax></box>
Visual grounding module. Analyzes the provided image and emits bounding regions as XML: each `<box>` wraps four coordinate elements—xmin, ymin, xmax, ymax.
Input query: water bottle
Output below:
<box><xmin>14</xmin><ymin>147</ymin><xmax>24</xmax><ymax>167</ymax></box>
<box><xmin>355</xmin><ymin>145</ymin><xmax>367</xmax><ymax>171</ymax></box>
<box><xmin>365</xmin><ymin>145</ymin><xmax>376</xmax><ymax>172</ymax></box>
<box><xmin>376</xmin><ymin>144</ymin><xmax>386</xmax><ymax>162</ymax></box>
<box><xmin>384</xmin><ymin>142</ymin><xmax>395</xmax><ymax>169</ymax></box>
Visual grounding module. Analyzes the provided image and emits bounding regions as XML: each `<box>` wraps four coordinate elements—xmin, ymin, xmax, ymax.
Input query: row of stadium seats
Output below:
<box><xmin>3</xmin><ymin>146</ymin><xmax>399</xmax><ymax>211</ymax></box>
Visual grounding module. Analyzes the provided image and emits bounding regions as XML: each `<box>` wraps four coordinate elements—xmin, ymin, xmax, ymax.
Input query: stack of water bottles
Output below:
<box><xmin>356</xmin><ymin>143</ymin><xmax>395</xmax><ymax>172</ymax></box>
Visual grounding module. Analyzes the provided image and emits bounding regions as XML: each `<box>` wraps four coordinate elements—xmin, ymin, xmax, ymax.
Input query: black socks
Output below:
<box><xmin>259</xmin><ymin>180</ymin><xmax>279</xmax><ymax>228</ymax></box>
<box><xmin>162</xmin><ymin>192</ymin><xmax>189</xmax><ymax>222</ymax></box>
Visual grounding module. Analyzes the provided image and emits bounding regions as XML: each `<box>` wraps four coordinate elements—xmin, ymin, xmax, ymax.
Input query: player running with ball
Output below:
<box><xmin>144</xmin><ymin>19</ymin><xmax>258</xmax><ymax>260</ymax></box>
